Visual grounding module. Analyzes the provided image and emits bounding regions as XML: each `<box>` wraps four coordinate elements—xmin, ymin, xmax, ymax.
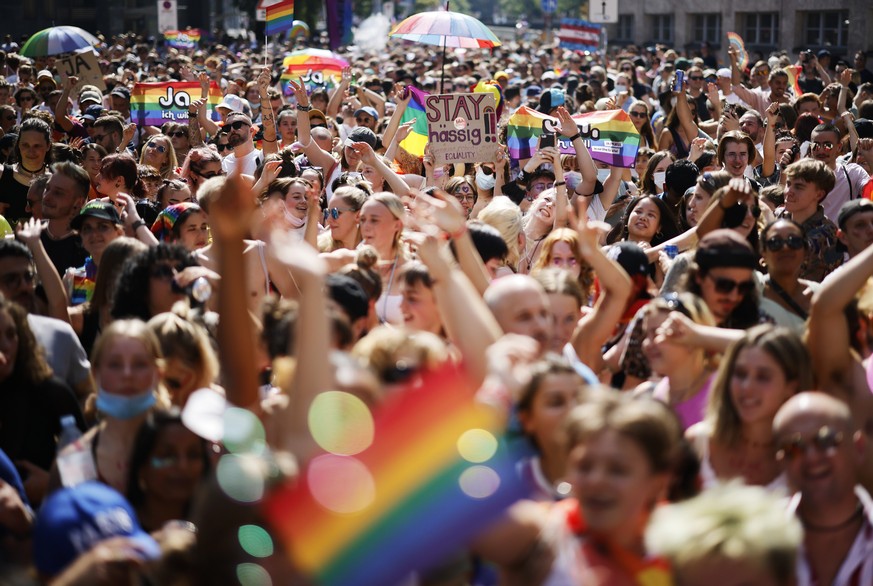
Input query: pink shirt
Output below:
<box><xmin>652</xmin><ymin>374</ymin><xmax>714</xmax><ymax>431</ymax></box>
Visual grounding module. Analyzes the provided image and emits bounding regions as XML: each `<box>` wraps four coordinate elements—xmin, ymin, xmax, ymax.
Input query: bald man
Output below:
<box><xmin>484</xmin><ymin>275</ymin><xmax>598</xmax><ymax>384</ymax></box>
<box><xmin>774</xmin><ymin>392</ymin><xmax>872</xmax><ymax>586</ymax></box>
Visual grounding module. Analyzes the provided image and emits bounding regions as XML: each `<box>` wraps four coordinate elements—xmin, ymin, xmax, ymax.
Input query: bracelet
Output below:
<box><xmin>297</xmin><ymin>104</ymin><xmax>312</xmax><ymax>112</ymax></box>
<box><xmin>449</xmin><ymin>223</ymin><xmax>467</xmax><ymax>239</ymax></box>
<box><xmin>566</xmin><ymin>133</ymin><xmax>581</xmax><ymax>142</ymax></box>
<box><xmin>132</xmin><ymin>220</ymin><xmax>146</xmax><ymax>231</ymax></box>
<box><xmin>554</xmin><ymin>180</ymin><xmax>566</xmax><ymax>187</ymax></box>
<box><xmin>261</xmin><ymin>137</ymin><xmax>277</xmax><ymax>143</ymax></box>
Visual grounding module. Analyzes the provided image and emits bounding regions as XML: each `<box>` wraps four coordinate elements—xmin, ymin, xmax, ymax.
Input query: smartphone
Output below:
<box><xmin>349</xmin><ymin>85</ymin><xmax>358</xmax><ymax>96</ymax></box>
<box><xmin>540</xmin><ymin>132</ymin><xmax>556</xmax><ymax>149</ymax></box>
<box><xmin>673</xmin><ymin>70</ymin><xmax>685</xmax><ymax>92</ymax></box>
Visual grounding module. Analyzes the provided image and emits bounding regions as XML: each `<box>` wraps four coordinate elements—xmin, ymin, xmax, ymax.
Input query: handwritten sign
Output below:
<box><xmin>56</xmin><ymin>51</ymin><xmax>105</xmax><ymax>92</ymax></box>
<box><xmin>425</xmin><ymin>93</ymin><xmax>497</xmax><ymax>166</ymax></box>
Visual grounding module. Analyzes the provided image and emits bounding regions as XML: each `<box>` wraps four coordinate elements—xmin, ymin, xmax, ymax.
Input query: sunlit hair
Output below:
<box><xmin>368</xmin><ymin>192</ymin><xmax>406</xmax><ymax>252</ymax></box>
<box><xmin>351</xmin><ymin>326</ymin><xmax>448</xmax><ymax>385</ymax></box>
<box><xmin>478</xmin><ymin>195</ymin><xmax>523</xmax><ymax>269</ymax></box>
<box><xmin>530</xmin><ymin>228</ymin><xmax>594</xmax><ymax>300</ymax></box>
<box><xmin>566</xmin><ymin>391</ymin><xmax>682</xmax><ymax>475</ymax></box>
<box><xmin>147</xmin><ymin>308</ymin><xmax>218</xmax><ymax>402</ymax></box>
<box><xmin>180</xmin><ymin>146</ymin><xmax>221</xmax><ymax>189</ymax></box>
<box><xmin>139</xmin><ymin>134</ymin><xmax>178</xmax><ymax>179</ymax></box>
<box><xmin>647</xmin><ymin>482</ymin><xmax>801</xmax><ymax>586</ymax></box>
<box><xmin>706</xmin><ymin>325</ymin><xmax>812</xmax><ymax>446</ymax></box>
<box><xmin>717</xmin><ymin>131</ymin><xmax>756</xmax><ymax>168</ymax></box>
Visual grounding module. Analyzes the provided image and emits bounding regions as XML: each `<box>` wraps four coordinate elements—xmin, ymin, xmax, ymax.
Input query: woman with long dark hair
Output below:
<box><xmin>0</xmin><ymin>118</ymin><xmax>51</xmax><ymax>222</ymax></box>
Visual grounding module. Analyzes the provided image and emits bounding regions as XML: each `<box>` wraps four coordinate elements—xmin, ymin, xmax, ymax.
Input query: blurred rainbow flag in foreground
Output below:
<box><xmin>398</xmin><ymin>85</ymin><xmax>429</xmax><ymax>158</ymax></box>
<box><xmin>507</xmin><ymin>106</ymin><xmax>641</xmax><ymax>168</ymax></box>
<box><xmin>263</xmin><ymin>365</ymin><xmax>527</xmax><ymax>586</ymax></box>
<box><xmin>130</xmin><ymin>81</ymin><xmax>222</xmax><ymax>127</ymax></box>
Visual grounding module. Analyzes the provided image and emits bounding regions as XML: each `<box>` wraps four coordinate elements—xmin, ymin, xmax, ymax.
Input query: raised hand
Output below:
<box><xmin>413</xmin><ymin>187</ymin><xmax>466</xmax><ymax>237</ymax></box>
<box><xmin>395</xmin><ymin>119</ymin><xmax>416</xmax><ymax>143</ymax></box>
<box><xmin>555</xmin><ymin>106</ymin><xmax>579</xmax><ymax>137</ymax></box>
<box><xmin>287</xmin><ymin>77</ymin><xmax>310</xmax><ymax>107</ymax></box>
<box><xmin>208</xmin><ymin>172</ymin><xmax>257</xmax><ymax>242</ymax></box>
<box><xmin>257</xmin><ymin>67</ymin><xmax>271</xmax><ymax>94</ymax></box>
<box><xmin>16</xmin><ymin>217</ymin><xmax>43</xmax><ymax>247</ymax></box>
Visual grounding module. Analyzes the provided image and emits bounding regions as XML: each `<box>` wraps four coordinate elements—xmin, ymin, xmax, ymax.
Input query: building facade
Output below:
<box><xmin>606</xmin><ymin>0</ymin><xmax>872</xmax><ymax>63</ymax></box>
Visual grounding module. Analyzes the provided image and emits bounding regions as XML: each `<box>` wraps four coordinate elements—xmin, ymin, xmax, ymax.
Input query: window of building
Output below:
<box><xmin>616</xmin><ymin>14</ymin><xmax>634</xmax><ymax>42</ymax></box>
<box><xmin>692</xmin><ymin>14</ymin><xmax>722</xmax><ymax>44</ymax></box>
<box><xmin>804</xmin><ymin>11</ymin><xmax>849</xmax><ymax>48</ymax></box>
<box><xmin>741</xmin><ymin>12</ymin><xmax>779</xmax><ymax>46</ymax></box>
<box><xmin>651</xmin><ymin>14</ymin><xmax>673</xmax><ymax>44</ymax></box>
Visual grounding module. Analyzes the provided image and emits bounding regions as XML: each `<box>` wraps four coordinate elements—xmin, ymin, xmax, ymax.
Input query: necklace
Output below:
<box><xmin>45</xmin><ymin>223</ymin><xmax>73</xmax><ymax>241</ymax></box>
<box><xmin>16</xmin><ymin>161</ymin><xmax>46</xmax><ymax>177</ymax></box>
<box><xmin>801</xmin><ymin>503</ymin><xmax>864</xmax><ymax>532</ymax></box>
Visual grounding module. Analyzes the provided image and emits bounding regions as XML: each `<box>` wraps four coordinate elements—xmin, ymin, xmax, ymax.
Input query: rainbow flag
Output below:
<box><xmin>398</xmin><ymin>86</ymin><xmax>429</xmax><ymax>158</ymax></box>
<box><xmin>163</xmin><ymin>29</ymin><xmax>201</xmax><ymax>49</ymax></box>
<box><xmin>130</xmin><ymin>81</ymin><xmax>222</xmax><ymax>127</ymax></box>
<box><xmin>726</xmin><ymin>32</ymin><xmax>748</xmax><ymax>71</ymax></box>
<box><xmin>507</xmin><ymin>106</ymin><xmax>641</xmax><ymax>168</ymax></box>
<box><xmin>280</xmin><ymin>50</ymin><xmax>347</xmax><ymax>95</ymax></box>
<box><xmin>266</xmin><ymin>0</ymin><xmax>295</xmax><ymax>36</ymax></box>
<box><xmin>558</xmin><ymin>19</ymin><xmax>601</xmax><ymax>52</ymax></box>
<box><xmin>784</xmin><ymin>65</ymin><xmax>803</xmax><ymax>98</ymax></box>
<box><xmin>263</xmin><ymin>364</ymin><xmax>527</xmax><ymax>586</ymax></box>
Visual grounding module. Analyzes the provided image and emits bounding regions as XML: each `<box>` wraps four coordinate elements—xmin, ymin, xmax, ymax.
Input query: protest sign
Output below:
<box><xmin>56</xmin><ymin>50</ymin><xmax>105</xmax><ymax>92</ymax></box>
<box><xmin>130</xmin><ymin>81</ymin><xmax>222</xmax><ymax>127</ymax></box>
<box><xmin>425</xmin><ymin>93</ymin><xmax>497</xmax><ymax>166</ymax></box>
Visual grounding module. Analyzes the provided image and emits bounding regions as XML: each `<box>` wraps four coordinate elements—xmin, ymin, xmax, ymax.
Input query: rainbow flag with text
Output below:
<box><xmin>507</xmin><ymin>106</ymin><xmax>641</xmax><ymax>167</ymax></box>
<box><xmin>130</xmin><ymin>81</ymin><xmax>222</xmax><ymax>127</ymax></box>
<box><xmin>163</xmin><ymin>29</ymin><xmax>201</xmax><ymax>49</ymax></box>
<box><xmin>263</xmin><ymin>364</ymin><xmax>527</xmax><ymax>586</ymax></box>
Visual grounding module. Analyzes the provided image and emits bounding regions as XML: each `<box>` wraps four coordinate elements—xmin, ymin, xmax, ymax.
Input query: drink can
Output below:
<box><xmin>665</xmin><ymin>244</ymin><xmax>679</xmax><ymax>259</ymax></box>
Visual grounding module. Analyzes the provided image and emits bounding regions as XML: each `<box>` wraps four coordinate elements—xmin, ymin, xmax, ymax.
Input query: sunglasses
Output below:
<box><xmin>708</xmin><ymin>274</ymin><xmax>755</xmax><ymax>296</ymax></box>
<box><xmin>777</xmin><ymin>425</ymin><xmax>844</xmax><ymax>461</ymax></box>
<box><xmin>324</xmin><ymin>207</ymin><xmax>354</xmax><ymax>220</ymax></box>
<box><xmin>621</xmin><ymin>66</ymin><xmax>634</xmax><ymax>71</ymax></box>
<box><xmin>765</xmin><ymin>235</ymin><xmax>805</xmax><ymax>252</ymax></box>
<box><xmin>629</xmin><ymin>111</ymin><xmax>647</xmax><ymax>118</ymax></box>
<box><xmin>147</xmin><ymin>143</ymin><xmax>167</xmax><ymax>153</ymax></box>
<box><xmin>479</xmin><ymin>165</ymin><xmax>495</xmax><ymax>175</ymax></box>
<box><xmin>195</xmin><ymin>170</ymin><xmax>224</xmax><ymax>179</ymax></box>
<box><xmin>169</xmin><ymin>131</ymin><xmax>187</xmax><ymax>138</ymax></box>
<box><xmin>225</xmin><ymin>120</ymin><xmax>250</xmax><ymax>131</ymax></box>
<box><xmin>812</xmin><ymin>141</ymin><xmax>835</xmax><ymax>151</ymax></box>
<box><xmin>215</xmin><ymin>143</ymin><xmax>231</xmax><ymax>152</ymax></box>
<box><xmin>688</xmin><ymin>76</ymin><xmax>704</xmax><ymax>81</ymax></box>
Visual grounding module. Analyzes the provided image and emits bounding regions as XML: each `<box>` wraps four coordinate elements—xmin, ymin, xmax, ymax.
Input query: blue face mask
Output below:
<box><xmin>96</xmin><ymin>388</ymin><xmax>156</xmax><ymax>420</ymax></box>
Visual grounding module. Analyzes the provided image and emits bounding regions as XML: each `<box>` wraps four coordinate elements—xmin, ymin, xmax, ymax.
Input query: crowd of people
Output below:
<box><xmin>0</xmin><ymin>19</ymin><xmax>871</xmax><ymax>585</ymax></box>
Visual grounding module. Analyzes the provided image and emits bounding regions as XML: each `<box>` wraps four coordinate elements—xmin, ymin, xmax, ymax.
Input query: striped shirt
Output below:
<box><xmin>795</xmin><ymin>486</ymin><xmax>873</xmax><ymax>586</ymax></box>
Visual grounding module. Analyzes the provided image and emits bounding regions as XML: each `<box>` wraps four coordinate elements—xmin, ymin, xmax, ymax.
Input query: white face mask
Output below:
<box><xmin>475</xmin><ymin>168</ymin><xmax>496</xmax><ymax>191</ymax></box>
<box><xmin>597</xmin><ymin>168</ymin><xmax>611</xmax><ymax>182</ymax></box>
<box><xmin>653</xmin><ymin>171</ymin><xmax>667</xmax><ymax>189</ymax></box>
<box><xmin>614</xmin><ymin>84</ymin><xmax>628</xmax><ymax>94</ymax></box>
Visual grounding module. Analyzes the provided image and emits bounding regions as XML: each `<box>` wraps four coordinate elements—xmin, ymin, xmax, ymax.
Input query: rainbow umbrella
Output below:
<box><xmin>281</xmin><ymin>49</ymin><xmax>349</xmax><ymax>94</ymax></box>
<box><xmin>20</xmin><ymin>26</ymin><xmax>100</xmax><ymax>57</ymax></box>
<box><xmin>389</xmin><ymin>7</ymin><xmax>501</xmax><ymax>92</ymax></box>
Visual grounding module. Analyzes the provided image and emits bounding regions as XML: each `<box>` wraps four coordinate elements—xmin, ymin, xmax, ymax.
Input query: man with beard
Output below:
<box><xmin>221</xmin><ymin>69</ymin><xmax>278</xmax><ymax>176</ymax></box>
<box><xmin>729</xmin><ymin>48</ymin><xmax>793</xmax><ymax>113</ymax></box>
<box><xmin>39</xmin><ymin>162</ymin><xmax>88</xmax><ymax>276</ymax></box>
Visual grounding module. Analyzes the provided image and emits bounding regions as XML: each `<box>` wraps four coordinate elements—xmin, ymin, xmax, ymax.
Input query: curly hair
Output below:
<box><xmin>0</xmin><ymin>296</ymin><xmax>53</xmax><ymax>385</ymax></box>
<box><xmin>110</xmin><ymin>244</ymin><xmax>199</xmax><ymax>321</ymax></box>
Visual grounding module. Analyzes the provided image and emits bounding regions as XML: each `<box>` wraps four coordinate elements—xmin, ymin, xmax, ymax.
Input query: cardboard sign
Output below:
<box><xmin>424</xmin><ymin>93</ymin><xmax>498</xmax><ymax>166</ymax></box>
<box><xmin>56</xmin><ymin>50</ymin><xmax>105</xmax><ymax>92</ymax></box>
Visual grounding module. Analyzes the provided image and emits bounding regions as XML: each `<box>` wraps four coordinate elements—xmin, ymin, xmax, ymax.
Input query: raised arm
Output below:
<box><xmin>381</xmin><ymin>84</ymin><xmax>411</xmax><ymax>149</ymax></box>
<box><xmin>18</xmin><ymin>219</ymin><xmax>70</xmax><ymax>323</ymax></box>
<box><xmin>761</xmin><ymin>102</ymin><xmax>780</xmax><ymax>178</ymax></box>
<box><xmin>675</xmin><ymin>79</ymin><xmax>702</xmax><ymax>144</ymax></box>
<box><xmin>257</xmin><ymin>68</ymin><xmax>278</xmax><ymax>156</ymax></box>
<box><xmin>116</xmin><ymin>193</ymin><xmax>159</xmax><ymax>247</ymax></box>
<box><xmin>197</xmin><ymin>74</ymin><xmax>220</xmax><ymax>137</ymax></box>
<box><xmin>288</xmin><ymin>78</ymin><xmax>337</xmax><ymax>171</ymax></box>
<box><xmin>326</xmin><ymin>68</ymin><xmax>351</xmax><ymax>119</ymax></box>
<box><xmin>837</xmin><ymin>69</ymin><xmax>859</xmax><ymax>153</ymax></box>
<box><xmin>556</xmin><ymin>107</ymin><xmax>597</xmax><ymax>197</ymax></box>
<box><xmin>728</xmin><ymin>47</ymin><xmax>759</xmax><ymax>108</ymax></box>
<box><xmin>696</xmin><ymin>177</ymin><xmax>751</xmax><ymax>239</ymax></box>
<box><xmin>808</xmin><ymin>234</ymin><xmax>873</xmax><ymax>393</ymax></box>
<box><xmin>54</xmin><ymin>75</ymin><xmax>77</xmax><ymax>133</ymax></box>
<box><xmin>187</xmin><ymin>99</ymin><xmax>206</xmax><ymax>148</ymax></box>
<box><xmin>569</xmin><ymin>218</ymin><xmax>632</xmax><ymax>370</ymax></box>
<box><xmin>210</xmin><ymin>172</ymin><xmax>260</xmax><ymax>408</ymax></box>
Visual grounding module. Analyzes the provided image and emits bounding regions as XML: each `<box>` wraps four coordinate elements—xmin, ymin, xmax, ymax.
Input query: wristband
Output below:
<box><xmin>566</xmin><ymin>133</ymin><xmax>582</xmax><ymax>142</ymax></box>
<box><xmin>554</xmin><ymin>181</ymin><xmax>566</xmax><ymax>187</ymax></box>
<box><xmin>449</xmin><ymin>223</ymin><xmax>467</xmax><ymax>239</ymax></box>
<box><xmin>132</xmin><ymin>220</ymin><xmax>146</xmax><ymax>231</ymax></box>
<box><xmin>297</xmin><ymin>104</ymin><xmax>312</xmax><ymax>112</ymax></box>
<box><xmin>261</xmin><ymin>137</ymin><xmax>277</xmax><ymax>142</ymax></box>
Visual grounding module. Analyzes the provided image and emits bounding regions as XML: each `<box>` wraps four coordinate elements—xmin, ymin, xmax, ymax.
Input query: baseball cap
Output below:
<box><xmin>837</xmin><ymin>198</ymin><xmax>873</xmax><ymax>230</ymax></box>
<box><xmin>353</xmin><ymin>106</ymin><xmax>379</xmax><ymax>121</ymax></box>
<box><xmin>217</xmin><ymin>93</ymin><xmax>245</xmax><ymax>113</ymax></box>
<box><xmin>110</xmin><ymin>86</ymin><xmax>131</xmax><ymax>100</ymax></box>
<box><xmin>33</xmin><ymin>482</ymin><xmax>160</xmax><ymax>577</ymax></box>
<box><xmin>308</xmin><ymin>108</ymin><xmax>327</xmax><ymax>124</ymax></box>
<box><xmin>495</xmin><ymin>70</ymin><xmax>509</xmax><ymax>81</ymax></box>
<box><xmin>37</xmin><ymin>70</ymin><xmax>57</xmax><ymax>86</ymax></box>
<box><xmin>607</xmin><ymin>242</ymin><xmax>649</xmax><ymax>277</ymax></box>
<box><xmin>344</xmin><ymin>126</ymin><xmax>377</xmax><ymax>148</ymax></box>
<box><xmin>695</xmin><ymin>229</ymin><xmax>758</xmax><ymax>271</ymax></box>
<box><xmin>538</xmin><ymin>88</ymin><xmax>565</xmax><ymax>113</ymax></box>
<box><xmin>71</xmin><ymin>200</ymin><xmax>122</xmax><ymax>231</ymax></box>
<box><xmin>716</xmin><ymin>68</ymin><xmax>732</xmax><ymax>79</ymax></box>
<box><xmin>525</xmin><ymin>85</ymin><xmax>543</xmax><ymax>98</ymax></box>
<box><xmin>78</xmin><ymin>90</ymin><xmax>103</xmax><ymax>106</ymax></box>
<box><xmin>80</xmin><ymin>104</ymin><xmax>105</xmax><ymax>122</ymax></box>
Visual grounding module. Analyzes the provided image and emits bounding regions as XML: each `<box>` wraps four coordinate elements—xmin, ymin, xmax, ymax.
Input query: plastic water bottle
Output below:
<box><xmin>56</xmin><ymin>415</ymin><xmax>97</xmax><ymax>487</ymax></box>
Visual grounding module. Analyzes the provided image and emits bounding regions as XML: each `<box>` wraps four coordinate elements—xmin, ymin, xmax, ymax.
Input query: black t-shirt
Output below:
<box><xmin>0</xmin><ymin>165</ymin><xmax>31</xmax><ymax>225</ymax></box>
<box><xmin>0</xmin><ymin>375</ymin><xmax>85</xmax><ymax>473</ymax></box>
<box><xmin>41</xmin><ymin>231</ymin><xmax>88</xmax><ymax>277</ymax></box>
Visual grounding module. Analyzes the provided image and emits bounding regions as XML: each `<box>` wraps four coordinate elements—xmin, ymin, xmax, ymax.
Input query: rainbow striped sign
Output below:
<box><xmin>130</xmin><ymin>81</ymin><xmax>222</xmax><ymax>127</ymax></box>
<box><xmin>399</xmin><ymin>86</ymin><xmax>429</xmax><ymax>157</ymax></box>
<box><xmin>507</xmin><ymin>106</ymin><xmax>641</xmax><ymax>168</ymax></box>
<box><xmin>164</xmin><ymin>29</ymin><xmax>201</xmax><ymax>49</ymax></box>
<box><xmin>263</xmin><ymin>365</ymin><xmax>527</xmax><ymax>586</ymax></box>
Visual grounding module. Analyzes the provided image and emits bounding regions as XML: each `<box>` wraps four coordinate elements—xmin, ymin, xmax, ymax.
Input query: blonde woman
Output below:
<box><xmin>478</xmin><ymin>195</ymin><xmax>525</xmax><ymax>274</ymax></box>
<box><xmin>139</xmin><ymin>134</ymin><xmax>179</xmax><ymax>180</ymax></box>
<box><xmin>359</xmin><ymin>192</ymin><xmax>409</xmax><ymax>325</ymax></box>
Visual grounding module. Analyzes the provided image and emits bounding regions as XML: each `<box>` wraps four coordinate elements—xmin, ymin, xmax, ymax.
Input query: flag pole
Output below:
<box><xmin>440</xmin><ymin>0</ymin><xmax>449</xmax><ymax>94</ymax></box>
